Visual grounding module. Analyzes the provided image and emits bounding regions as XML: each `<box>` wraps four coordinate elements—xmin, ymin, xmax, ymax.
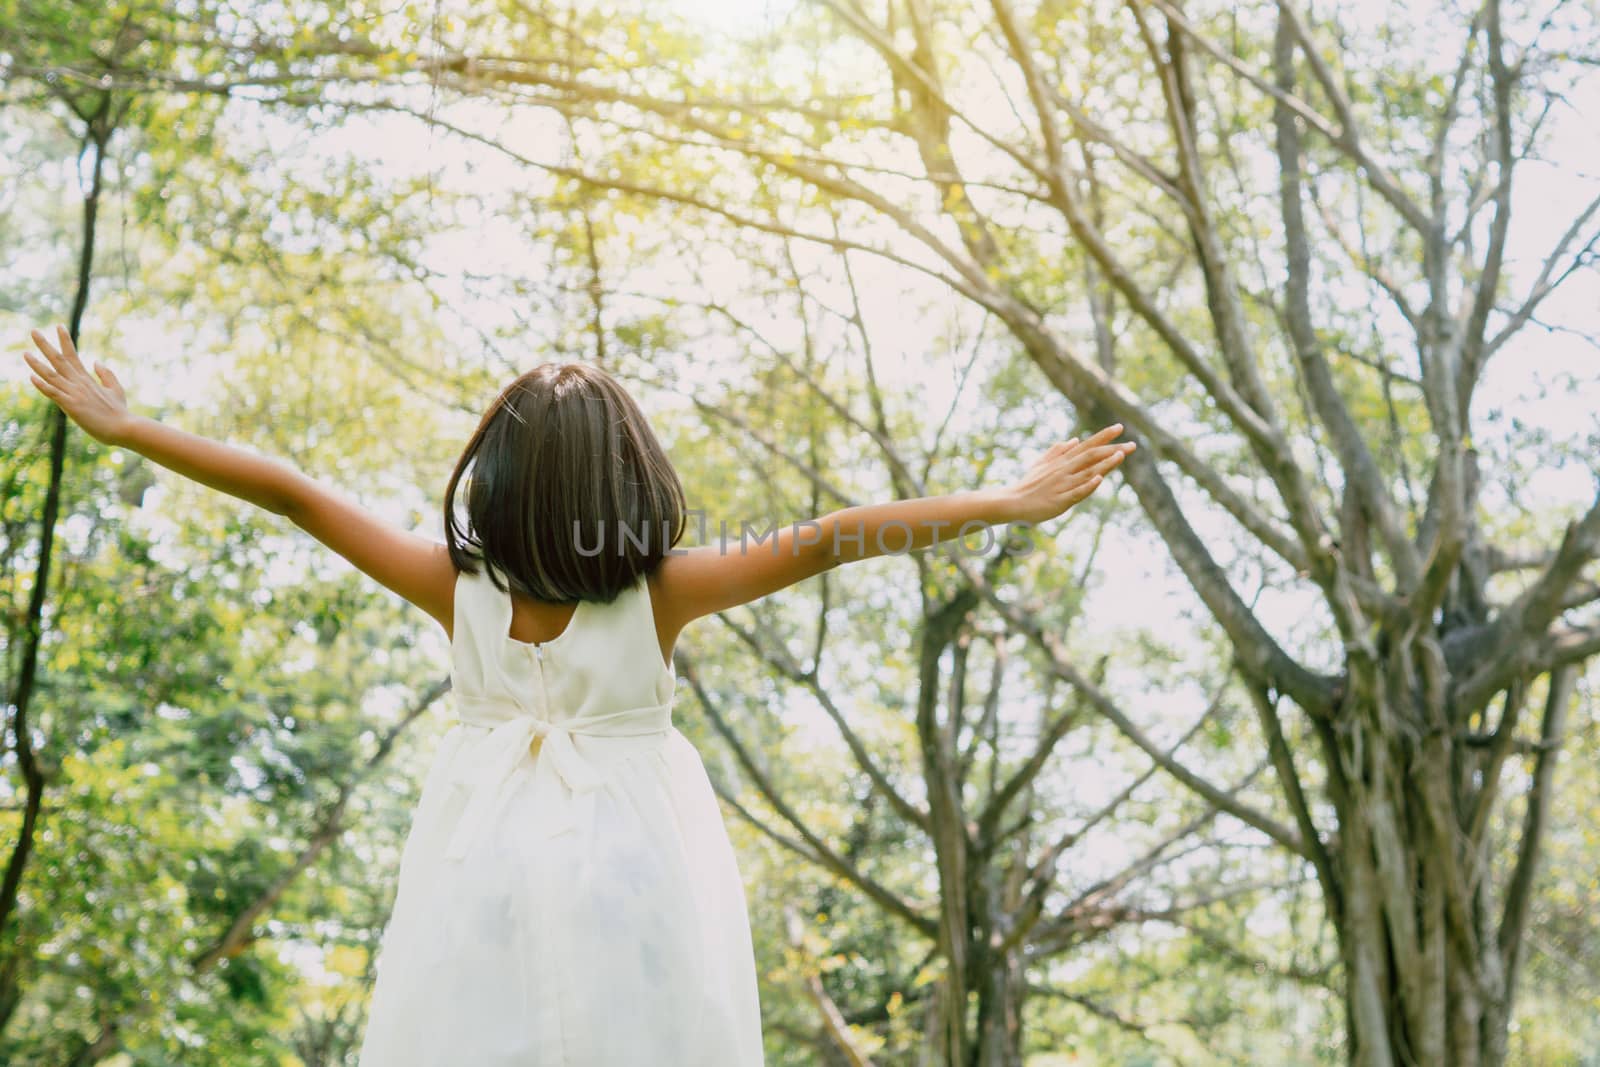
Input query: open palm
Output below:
<box><xmin>1008</xmin><ymin>424</ymin><xmax>1136</xmax><ymax>524</ymax></box>
<box><xmin>21</xmin><ymin>326</ymin><xmax>133</xmax><ymax>445</ymax></box>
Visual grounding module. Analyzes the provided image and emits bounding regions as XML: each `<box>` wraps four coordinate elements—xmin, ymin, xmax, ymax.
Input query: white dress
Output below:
<box><xmin>356</xmin><ymin>565</ymin><xmax>764</xmax><ymax>1066</ymax></box>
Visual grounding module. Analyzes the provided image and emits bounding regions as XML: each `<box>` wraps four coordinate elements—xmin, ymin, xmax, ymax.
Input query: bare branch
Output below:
<box><xmin>1497</xmin><ymin>666</ymin><xmax>1576</xmax><ymax>977</ymax></box>
<box><xmin>717</xmin><ymin>613</ymin><xmax>929</xmax><ymax>831</ymax></box>
<box><xmin>1271</xmin><ymin>11</ymin><xmax>1422</xmax><ymax>596</ymax></box>
<box><xmin>1456</xmin><ymin>487</ymin><xmax>1600</xmax><ymax>711</ymax></box>
<box><xmin>1483</xmin><ymin>193</ymin><xmax>1600</xmax><ymax>359</ymax></box>
<box><xmin>1270</xmin><ymin>0</ymin><xmax>1433</xmax><ymax>232</ymax></box>
<box><xmin>679</xmin><ymin>651</ymin><xmax>937</xmax><ymax>937</ymax></box>
<box><xmin>945</xmin><ymin>549</ymin><xmax>1308</xmax><ymax>853</ymax></box>
<box><xmin>1244</xmin><ymin>676</ymin><xmax>1340</xmax><ymax>916</ymax></box>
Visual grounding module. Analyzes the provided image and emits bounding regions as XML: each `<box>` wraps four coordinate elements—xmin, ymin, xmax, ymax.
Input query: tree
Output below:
<box><xmin>1</xmin><ymin>8</ymin><xmax>462</xmax><ymax>1060</ymax></box>
<box><xmin>623</xmin><ymin>227</ymin><xmax>1305</xmax><ymax>1061</ymax></box>
<box><xmin>369</xmin><ymin>1</ymin><xmax>1597</xmax><ymax>1062</ymax></box>
<box><xmin>8</xmin><ymin>1</ymin><xmax>1599</xmax><ymax>1062</ymax></box>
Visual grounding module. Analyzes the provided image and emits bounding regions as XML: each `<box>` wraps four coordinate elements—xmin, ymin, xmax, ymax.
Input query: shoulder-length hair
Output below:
<box><xmin>444</xmin><ymin>363</ymin><xmax>686</xmax><ymax>603</ymax></box>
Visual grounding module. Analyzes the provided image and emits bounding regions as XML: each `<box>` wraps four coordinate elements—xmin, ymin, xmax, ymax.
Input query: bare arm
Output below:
<box><xmin>22</xmin><ymin>327</ymin><xmax>456</xmax><ymax>633</ymax></box>
<box><xmin>651</xmin><ymin>424</ymin><xmax>1135</xmax><ymax>652</ymax></box>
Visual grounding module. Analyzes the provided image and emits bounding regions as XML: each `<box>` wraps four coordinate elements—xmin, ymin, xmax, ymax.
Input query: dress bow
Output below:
<box><xmin>443</xmin><ymin>694</ymin><xmax>670</xmax><ymax>861</ymax></box>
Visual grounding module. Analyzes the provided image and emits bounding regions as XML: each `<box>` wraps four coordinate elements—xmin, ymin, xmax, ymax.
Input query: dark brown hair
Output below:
<box><xmin>444</xmin><ymin>363</ymin><xmax>686</xmax><ymax>603</ymax></box>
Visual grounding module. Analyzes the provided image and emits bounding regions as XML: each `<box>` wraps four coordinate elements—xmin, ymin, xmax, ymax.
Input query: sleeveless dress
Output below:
<box><xmin>355</xmin><ymin>565</ymin><xmax>764</xmax><ymax>1066</ymax></box>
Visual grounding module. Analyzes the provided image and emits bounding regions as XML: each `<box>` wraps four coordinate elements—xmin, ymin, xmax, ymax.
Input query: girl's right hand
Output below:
<box><xmin>21</xmin><ymin>326</ymin><xmax>135</xmax><ymax>445</ymax></box>
<box><xmin>1005</xmin><ymin>424</ymin><xmax>1135</xmax><ymax>524</ymax></box>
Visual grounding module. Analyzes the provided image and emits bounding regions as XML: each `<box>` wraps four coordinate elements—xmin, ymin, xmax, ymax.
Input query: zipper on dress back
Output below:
<box><xmin>528</xmin><ymin>641</ymin><xmax>551</xmax><ymax>757</ymax></box>
<box><xmin>532</xmin><ymin>642</ymin><xmax>552</xmax><ymax>708</ymax></box>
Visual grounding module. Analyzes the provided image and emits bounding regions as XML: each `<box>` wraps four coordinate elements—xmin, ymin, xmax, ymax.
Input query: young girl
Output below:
<box><xmin>22</xmin><ymin>325</ymin><xmax>1133</xmax><ymax>1065</ymax></box>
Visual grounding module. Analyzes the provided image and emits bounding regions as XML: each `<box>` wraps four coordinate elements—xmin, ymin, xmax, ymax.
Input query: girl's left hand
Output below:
<box><xmin>1005</xmin><ymin>424</ymin><xmax>1135</xmax><ymax>524</ymax></box>
<box><xmin>21</xmin><ymin>326</ymin><xmax>134</xmax><ymax>445</ymax></box>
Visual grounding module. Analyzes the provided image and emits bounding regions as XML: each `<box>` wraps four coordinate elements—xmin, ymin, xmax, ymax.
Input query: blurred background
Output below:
<box><xmin>1</xmin><ymin>1</ymin><xmax>1597</xmax><ymax>1063</ymax></box>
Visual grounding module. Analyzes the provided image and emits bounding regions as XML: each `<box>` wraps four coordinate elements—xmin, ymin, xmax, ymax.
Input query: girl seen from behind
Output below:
<box><xmin>21</xmin><ymin>326</ymin><xmax>1133</xmax><ymax>1065</ymax></box>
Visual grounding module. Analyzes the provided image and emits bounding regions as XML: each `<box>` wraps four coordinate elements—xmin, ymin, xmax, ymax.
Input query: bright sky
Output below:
<box><xmin>675</xmin><ymin>0</ymin><xmax>797</xmax><ymax>28</ymax></box>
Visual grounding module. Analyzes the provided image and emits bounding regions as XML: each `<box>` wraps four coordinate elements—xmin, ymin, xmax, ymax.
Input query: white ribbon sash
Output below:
<box><xmin>444</xmin><ymin>694</ymin><xmax>672</xmax><ymax>861</ymax></box>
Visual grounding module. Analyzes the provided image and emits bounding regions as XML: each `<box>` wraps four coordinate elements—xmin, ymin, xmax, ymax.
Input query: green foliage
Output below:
<box><xmin>3</xmin><ymin>0</ymin><xmax>1597</xmax><ymax>1063</ymax></box>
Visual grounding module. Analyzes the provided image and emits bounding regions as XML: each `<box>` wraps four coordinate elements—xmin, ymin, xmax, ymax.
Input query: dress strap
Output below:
<box><xmin>628</xmin><ymin>572</ymin><xmax>678</xmax><ymax>689</ymax></box>
<box><xmin>449</xmin><ymin>565</ymin><xmax>500</xmax><ymax>663</ymax></box>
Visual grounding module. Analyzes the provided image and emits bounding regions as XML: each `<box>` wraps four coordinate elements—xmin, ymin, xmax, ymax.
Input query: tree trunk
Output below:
<box><xmin>1328</xmin><ymin>662</ymin><xmax>1576</xmax><ymax>1067</ymax></box>
<box><xmin>971</xmin><ymin>947</ymin><xmax>1025</xmax><ymax>1066</ymax></box>
<box><xmin>0</xmin><ymin>112</ymin><xmax>110</xmax><ymax>1037</ymax></box>
<box><xmin>916</xmin><ymin>586</ymin><xmax>1033</xmax><ymax>1067</ymax></box>
<box><xmin>919</xmin><ymin>590</ymin><xmax>977</xmax><ymax>1065</ymax></box>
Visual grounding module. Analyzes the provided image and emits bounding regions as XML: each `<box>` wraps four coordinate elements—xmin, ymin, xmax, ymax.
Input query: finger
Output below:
<box><xmin>1088</xmin><ymin>443</ymin><xmax>1137</xmax><ymax>468</ymax></box>
<box><xmin>28</xmin><ymin>373</ymin><xmax>61</xmax><ymax>399</ymax></box>
<box><xmin>55</xmin><ymin>325</ymin><xmax>86</xmax><ymax>372</ymax></box>
<box><xmin>22</xmin><ymin>349</ymin><xmax>62</xmax><ymax>383</ymax></box>
<box><xmin>1065</xmin><ymin>431</ymin><xmax>1123</xmax><ymax>461</ymax></box>
<box><xmin>1067</xmin><ymin>474</ymin><xmax>1104</xmax><ymax>503</ymax></box>
<box><xmin>1065</xmin><ymin>443</ymin><xmax>1127</xmax><ymax>471</ymax></box>
<box><xmin>1092</xmin><ymin>445</ymin><xmax>1131</xmax><ymax>469</ymax></box>
<box><xmin>1062</xmin><ymin>452</ymin><xmax>1126</xmax><ymax>491</ymax></box>
<box><xmin>29</xmin><ymin>328</ymin><xmax>62</xmax><ymax>363</ymax></box>
<box><xmin>1086</xmin><ymin>450</ymin><xmax>1128</xmax><ymax>477</ymax></box>
<box><xmin>1081</xmin><ymin>423</ymin><xmax>1124</xmax><ymax>445</ymax></box>
<box><xmin>30</xmin><ymin>329</ymin><xmax>77</xmax><ymax>378</ymax></box>
<box><xmin>94</xmin><ymin>362</ymin><xmax>122</xmax><ymax>392</ymax></box>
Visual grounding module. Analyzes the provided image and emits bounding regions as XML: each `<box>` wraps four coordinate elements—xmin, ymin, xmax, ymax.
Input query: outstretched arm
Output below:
<box><xmin>651</xmin><ymin>424</ymin><xmax>1135</xmax><ymax>653</ymax></box>
<box><xmin>22</xmin><ymin>327</ymin><xmax>456</xmax><ymax>633</ymax></box>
